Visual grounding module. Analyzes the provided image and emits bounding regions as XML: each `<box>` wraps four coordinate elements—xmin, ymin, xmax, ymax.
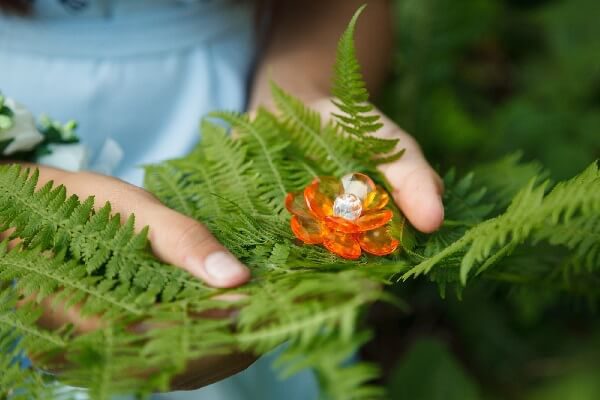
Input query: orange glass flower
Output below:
<box><xmin>286</xmin><ymin>172</ymin><xmax>399</xmax><ymax>259</ymax></box>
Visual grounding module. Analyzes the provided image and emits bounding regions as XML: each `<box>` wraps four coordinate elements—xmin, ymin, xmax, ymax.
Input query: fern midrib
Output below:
<box><xmin>178</xmin><ymin>302</ymin><xmax>190</xmax><ymax>370</ymax></box>
<box><xmin>278</xmin><ymin>97</ymin><xmax>347</xmax><ymax>173</ymax></box>
<box><xmin>149</xmin><ymin>167</ymin><xmax>193</xmax><ymax>216</ymax></box>
<box><xmin>0</xmin><ymin>314</ymin><xmax>66</xmax><ymax>347</ymax></box>
<box><xmin>180</xmin><ymin>160</ymin><xmax>224</xmax><ymax>217</ymax></box>
<box><xmin>139</xmin><ymin>262</ymin><xmax>206</xmax><ymax>292</ymax></box>
<box><xmin>537</xmin><ymin>218</ymin><xmax>600</xmax><ymax>246</ymax></box>
<box><xmin>401</xmin><ymin>231</ymin><xmax>473</xmax><ymax>280</ymax></box>
<box><xmin>446</xmin><ymin>186</ymin><xmax>490</xmax><ymax>222</ymax></box>
<box><xmin>4</xmin><ymin>176</ymin><xmax>204</xmax><ymax>296</ymax></box>
<box><xmin>472</xmin><ymin>242</ymin><xmax>517</xmax><ymax>281</ymax></box>
<box><xmin>2</xmin><ymin>257</ymin><xmax>142</xmax><ymax>315</ymax></box>
<box><xmin>97</xmin><ymin>326</ymin><xmax>113</xmax><ymax>400</ymax></box>
<box><xmin>2</xmin><ymin>183</ymin><xmax>136</xmax><ymax>279</ymax></box>
<box><xmin>236</xmin><ymin>294</ymin><xmax>371</xmax><ymax>345</ymax></box>
<box><xmin>208</xmin><ymin>143</ymin><xmax>260</xmax><ymax>215</ymax></box>
<box><xmin>238</xmin><ymin>117</ymin><xmax>288</xmax><ymax>200</ymax></box>
<box><xmin>298</xmin><ymin>160</ymin><xmax>319</xmax><ymax>179</ymax></box>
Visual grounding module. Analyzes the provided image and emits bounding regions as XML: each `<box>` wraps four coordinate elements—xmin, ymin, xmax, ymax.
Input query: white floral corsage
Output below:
<box><xmin>0</xmin><ymin>94</ymin><xmax>82</xmax><ymax>166</ymax></box>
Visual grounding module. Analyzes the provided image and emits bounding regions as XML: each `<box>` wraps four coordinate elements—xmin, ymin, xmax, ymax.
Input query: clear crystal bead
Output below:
<box><xmin>333</xmin><ymin>193</ymin><xmax>363</xmax><ymax>221</ymax></box>
<box><xmin>341</xmin><ymin>172</ymin><xmax>375</xmax><ymax>202</ymax></box>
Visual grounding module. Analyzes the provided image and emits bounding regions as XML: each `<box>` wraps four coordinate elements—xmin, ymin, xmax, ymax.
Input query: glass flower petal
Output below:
<box><xmin>304</xmin><ymin>177</ymin><xmax>341</xmax><ymax>219</ymax></box>
<box><xmin>286</xmin><ymin>172</ymin><xmax>401</xmax><ymax>260</ymax></box>
<box><xmin>341</xmin><ymin>172</ymin><xmax>376</xmax><ymax>202</ymax></box>
<box><xmin>364</xmin><ymin>185</ymin><xmax>389</xmax><ymax>211</ymax></box>
<box><xmin>324</xmin><ymin>216</ymin><xmax>361</xmax><ymax>234</ymax></box>
<box><xmin>358</xmin><ymin>226</ymin><xmax>399</xmax><ymax>256</ymax></box>
<box><xmin>285</xmin><ymin>192</ymin><xmax>312</xmax><ymax>218</ymax></box>
<box><xmin>355</xmin><ymin>209</ymin><xmax>393</xmax><ymax>231</ymax></box>
<box><xmin>290</xmin><ymin>215</ymin><xmax>324</xmax><ymax>244</ymax></box>
<box><xmin>323</xmin><ymin>231</ymin><xmax>361</xmax><ymax>259</ymax></box>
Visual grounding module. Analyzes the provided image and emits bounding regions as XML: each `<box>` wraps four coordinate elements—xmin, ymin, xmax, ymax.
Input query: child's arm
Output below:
<box><xmin>250</xmin><ymin>0</ymin><xmax>444</xmax><ymax>233</ymax></box>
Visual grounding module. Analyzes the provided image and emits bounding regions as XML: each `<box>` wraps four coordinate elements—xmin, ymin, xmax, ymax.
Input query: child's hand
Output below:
<box><xmin>250</xmin><ymin>0</ymin><xmax>443</xmax><ymax>234</ymax></box>
<box><xmin>18</xmin><ymin>166</ymin><xmax>255</xmax><ymax>389</ymax></box>
<box><xmin>308</xmin><ymin>98</ymin><xmax>445</xmax><ymax>233</ymax></box>
<box><xmin>38</xmin><ymin>166</ymin><xmax>252</xmax><ymax>288</ymax></box>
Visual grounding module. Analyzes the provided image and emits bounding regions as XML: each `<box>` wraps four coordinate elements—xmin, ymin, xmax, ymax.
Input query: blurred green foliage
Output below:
<box><xmin>388</xmin><ymin>338</ymin><xmax>479</xmax><ymax>400</ymax></box>
<box><xmin>381</xmin><ymin>0</ymin><xmax>600</xmax><ymax>179</ymax></box>
<box><xmin>376</xmin><ymin>0</ymin><xmax>600</xmax><ymax>398</ymax></box>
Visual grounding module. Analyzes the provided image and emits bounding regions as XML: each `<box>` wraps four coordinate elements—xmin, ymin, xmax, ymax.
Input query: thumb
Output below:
<box><xmin>142</xmin><ymin>206</ymin><xmax>251</xmax><ymax>288</ymax></box>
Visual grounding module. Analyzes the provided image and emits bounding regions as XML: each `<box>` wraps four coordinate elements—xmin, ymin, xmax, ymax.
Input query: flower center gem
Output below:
<box><xmin>333</xmin><ymin>193</ymin><xmax>363</xmax><ymax>221</ymax></box>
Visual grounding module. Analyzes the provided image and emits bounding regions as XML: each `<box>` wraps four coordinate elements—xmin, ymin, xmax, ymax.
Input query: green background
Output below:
<box><xmin>374</xmin><ymin>0</ymin><xmax>600</xmax><ymax>398</ymax></box>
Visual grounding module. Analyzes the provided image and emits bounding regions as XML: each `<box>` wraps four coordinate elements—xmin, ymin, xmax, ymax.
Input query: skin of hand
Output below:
<box><xmin>16</xmin><ymin>166</ymin><xmax>256</xmax><ymax>389</ymax></box>
<box><xmin>251</xmin><ymin>0</ymin><xmax>445</xmax><ymax>233</ymax></box>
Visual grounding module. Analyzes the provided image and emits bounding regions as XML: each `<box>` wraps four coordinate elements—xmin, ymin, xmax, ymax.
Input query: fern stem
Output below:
<box><xmin>98</xmin><ymin>326</ymin><xmax>113</xmax><ymax>400</ymax></box>
<box><xmin>236</xmin><ymin>117</ymin><xmax>288</xmax><ymax>200</ymax></box>
<box><xmin>401</xmin><ymin>234</ymin><xmax>472</xmax><ymax>281</ymax></box>
<box><xmin>147</xmin><ymin>166</ymin><xmax>194</xmax><ymax>216</ymax></box>
<box><xmin>236</xmin><ymin>294</ymin><xmax>374</xmax><ymax>346</ymax></box>
<box><xmin>0</xmin><ymin>314</ymin><xmax>66</xmax><ymax>347</ymax></box>
<box><xmin>274</xmin><ymin>92</ymin><xmax>347</xmax><ymax>174</ymax></box>
<box><xmin>1</xmin><ymin>257</ymin><xmax>143</xmax><ymax>315</ymax></box>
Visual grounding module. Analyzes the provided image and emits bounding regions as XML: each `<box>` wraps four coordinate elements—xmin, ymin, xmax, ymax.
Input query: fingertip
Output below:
<box><xmin>412</xmin><ymin>194</ymin><xmax>444</xmax><ymax>233</ymax></box>
<box><xmin>186</xmin><ymin>252</ymin><xmax>251</xmax><ymax>289</ymax></box>
<box><xmin>393</xmin><ymin>172</ymin><xmax>445</xmax><ymax>233</ymax></box>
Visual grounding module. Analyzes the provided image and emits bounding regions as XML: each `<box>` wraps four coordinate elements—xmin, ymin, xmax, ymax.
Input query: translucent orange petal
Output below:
<box><xmin>290</xmin><ymin>215</ymin><xmax>324</xmax><ymax>244</ymax></box>
<box><xmin>324</xmin><ymin>216</ymin><xmax>361</xmax><ymax>234</ymax></box>
<box><xmin>341</xmin><ymin>172</ymin><xmax>376</xmax><ymax>202</ymax></box>
<box><xmin>323</xmin><ymin>231</ymin><xmax>361</xmax><ymax>260</ymax></box>
<box><xmin>304</xmin><ymin>177</ymin><xmax>341</xmax><ymax>220</ymax></box>
<box><xmin>285</xmin><ymin>192</ymin><xmax>312</xmax><ymax>218</ymax></box>
<box><xmin>364</xmin><ymin>185</ymin><xmax>389</xmax><ymax>211</ymax></box>
<box><xmin>355</xmin><ymin>209</ymin><xmax>393</xmax><ymax>231</ymax></box>
<box><xmin>358</xmin><ymin>226</ymin><xmax>399</xmax><ymax>256</ymax></box>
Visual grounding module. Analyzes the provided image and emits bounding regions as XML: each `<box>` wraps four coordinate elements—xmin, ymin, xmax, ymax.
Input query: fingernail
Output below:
<box><xmin>202</xmin><ymin>252</ymin><xmax>249</xmax><ymax>285</ymax></box>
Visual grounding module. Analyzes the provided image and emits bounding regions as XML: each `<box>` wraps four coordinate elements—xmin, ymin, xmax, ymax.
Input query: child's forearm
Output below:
<box><xmin>249</xmin><ymin>0</ymin><xmax>393</xmax><ymax>109</ymax></box>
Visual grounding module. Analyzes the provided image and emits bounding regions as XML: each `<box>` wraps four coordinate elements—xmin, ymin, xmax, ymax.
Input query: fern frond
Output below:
<box><xmin>0</xmin><ymin>165</ymin><xmax>206</xmax><ymax>305</ymax></box>
<box><xmin>0</xmin><ymin>329</ymin><xmax>57</xmax><ymax>399</ymax></box>
<box><xmin>163</xmin><ymin>156</ymin><xmax>227</xmax><ymax>220</ymax></box>
<box><xmin>0</xmin><ymin>289</ymin><xmax>68</xmax><ymax>354</ymax></box>
<box><xmin>62</xmin><ymin>326</ymin><xmax>158</xmax><ymax>400</ymax></box>
<box><xmin>211</xmin><ymin>110</ymin><xmax>311</xmax><ymax>214</ymax></box>
<box><xmin>331</xmin><ymin>5</ymin><xmax>379</xmax><ymax>134</ymax></box>
<box><xmin>442</xmin><ymin>169</ymin><xmax>495</xmax><ymax>224</ymax></box>
<box><xmin>270</xmin><ymin>83</ymin><xmax>361</xmax><ymax>176</ymax></box>
<box><xmin>0</xmin><ymin>244</ymin><xmax>142</xmax><ymax>317</ymax></box>
<box><xmin>331</xmin><ymin>5</ymin><xmax>400</xmax><ymax>163</ymax></box>
<box><xmin>534</xmin><ymin>215</ymin><xmax>600</xmax><ymax>271</ymax></box>
<box><xmin>235</xmin><ymin>270</ymin><xmax>383</xmax><ymax>352</ymax></box>
<box><xmin>143</xmin><ymin>163</ymin><xmax>197</xmax><ymax>217</ymax></box>
<box><xmin>276</xmin><ymin>331</ymin><xmax>384</xmax><ymax>400</ymax></box>
<box><xmin>0</xmin><ymin>289</ymin><xmax>71</xmax><ymax>399</ymax></box>
<box><xmin>141</xmin><ymin>300</ymin><xmax>237</xmax><ymax>373</ymax></box>
<box><xmin>402</xmin><ymin>161</ymin><xmax>600</xmax><ymax>284</ymax></box>
<box><xmin>200</xmin><ymin>120</ymin><xmax>270</xmax><ymax>216</ymax></box>
<box><xmin>472</xmin><ymin>152</ymin><xmax>548</xmax><ymax>211</ymax></box>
